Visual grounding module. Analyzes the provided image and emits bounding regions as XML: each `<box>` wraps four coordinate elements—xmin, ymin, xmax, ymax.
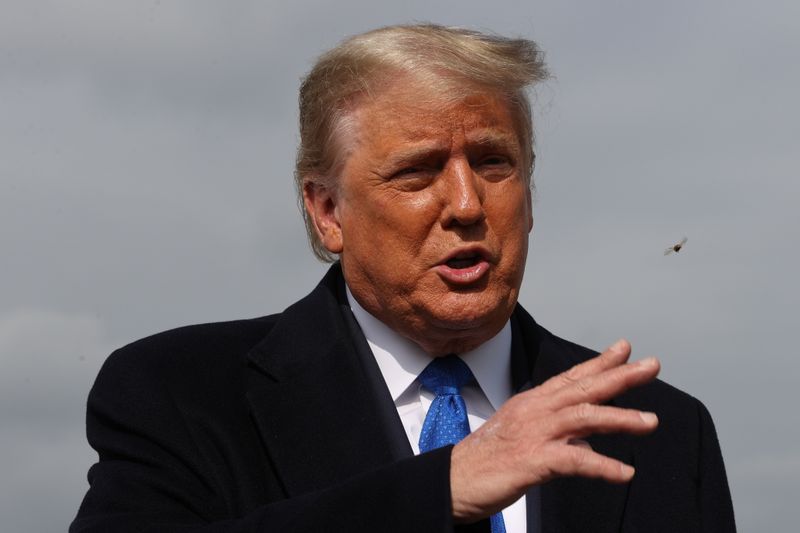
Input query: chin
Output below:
<box><xmin>405</xmin><ymin>297</ymin><xmax>512</xmax><ymax>356</ymax></box>
<box><xmin>427</xmin><ymin>295</ymin><xmax>510</xmax><ymax>332</ymax></box>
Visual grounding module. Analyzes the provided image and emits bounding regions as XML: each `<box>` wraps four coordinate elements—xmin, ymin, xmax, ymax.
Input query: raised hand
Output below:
<box><xmin>450</xmin><ymin>339</ymin><xmax>660</xmax><ymax>522</ymax></box>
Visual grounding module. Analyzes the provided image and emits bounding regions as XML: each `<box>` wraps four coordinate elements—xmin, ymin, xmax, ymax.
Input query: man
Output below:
<box><xmin>71</xmin><ymin>24</ymin><xmax>735</xmax><ymax>532</ymax></box>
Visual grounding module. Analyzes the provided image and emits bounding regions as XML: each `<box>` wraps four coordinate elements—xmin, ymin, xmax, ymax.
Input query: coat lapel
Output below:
<box><xmin>244</xmin><ymin>266</ymin><xmax>404</xmax><ymax>497</ymax></box>
<box><xmin>513</xmin><ymin>306</ymin><xmax>633</xmax><ymax>533</ymax></box>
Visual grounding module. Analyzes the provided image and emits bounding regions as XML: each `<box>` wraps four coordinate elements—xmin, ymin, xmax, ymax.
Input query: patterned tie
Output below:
<box><xmin>418</xmin><ymin>355</ymin><xmax>507</xmax><ymax>533</ymax></box>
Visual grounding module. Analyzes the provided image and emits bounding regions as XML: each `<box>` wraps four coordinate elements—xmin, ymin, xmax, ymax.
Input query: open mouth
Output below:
<box><xmin>437</xmin><ymin>248</ymin><xmax>491</xmax><ymax>284</ymax></box>
<box><xmin>446</xmin><ymin>254</ymin><xmax>482</xmax><ymax>269</ymax></box>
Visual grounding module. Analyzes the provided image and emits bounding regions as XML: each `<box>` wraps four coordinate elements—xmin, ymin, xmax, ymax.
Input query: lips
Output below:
<box><xmin>436</xmin><ymin>247</ymin><xmax>492</xmax><ymax>284</ymax></box>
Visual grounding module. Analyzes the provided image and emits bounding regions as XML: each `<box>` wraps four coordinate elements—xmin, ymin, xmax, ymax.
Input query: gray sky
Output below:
<box><xmin>1</xmin><ymin>1</ymin><xmax>798</xmax><ymax>530</ymax></box>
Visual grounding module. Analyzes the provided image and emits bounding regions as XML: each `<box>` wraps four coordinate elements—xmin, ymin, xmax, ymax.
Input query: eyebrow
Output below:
<box><xmin>380</xmin><ymin>142</ymin><xmax>451</xmax><ymax>169</ymax></box>
<box><xmin>465</xmin><ymin>130</ymin><xmax>520</xmax><ymax>151</ymax></box>
<box><xmin>377</xmin><ymin>130</ymin><xmax>521</xmax><ymax>172</ymax></box>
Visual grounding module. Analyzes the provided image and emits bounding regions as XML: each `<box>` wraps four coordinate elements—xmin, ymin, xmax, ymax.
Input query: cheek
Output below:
<box><xmin>341</xmin><ymin>192</ymin><xmax>437</xmax><ymax>262</ymax></box>
<box><xmin>488</xmin><ymin>188</ymin><xmax>532</xmax><ymax>234</ymax></box>
<box><xmin>370</xmin><ymin>191</ymin><xmax>439</xmax><ymax>236</ymax></box>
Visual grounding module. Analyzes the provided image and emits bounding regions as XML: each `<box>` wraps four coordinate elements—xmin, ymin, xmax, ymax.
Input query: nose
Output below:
<box><xmin>441</xmin><ymin>160</ymin><xmax>485</xmax><ymax>228</ymax></box>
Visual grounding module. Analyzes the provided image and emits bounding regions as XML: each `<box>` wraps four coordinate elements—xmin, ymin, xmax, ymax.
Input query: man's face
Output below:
<box><xmin>307</xmin><ymin>83</ymin><xmax>533</xmax><ymax>355</ymax></box>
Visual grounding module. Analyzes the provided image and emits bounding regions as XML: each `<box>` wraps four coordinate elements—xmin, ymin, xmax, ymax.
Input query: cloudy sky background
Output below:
<box><xmin>1</xmin><ymin>1</ymin><xmax>798</xmax><ymax>530</ymax></box>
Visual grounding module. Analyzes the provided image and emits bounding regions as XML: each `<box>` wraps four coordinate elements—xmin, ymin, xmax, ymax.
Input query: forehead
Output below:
<box><xmin>349</xmin><ymin>82</ymin><xmax>522</xmax><ymax>149</ymax></box>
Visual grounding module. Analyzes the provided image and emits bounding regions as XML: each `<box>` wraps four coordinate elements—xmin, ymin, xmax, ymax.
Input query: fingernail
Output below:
<box><xmin>610</xmin><ymin>339</ymin><xmax>627</xmax><ymax>353</ymax></box>
<box><xmin>639</xmin><ymin>412</ymin><xmax>658</xmax><ymax>425</ymax></box>
<box><xmin>621</xmin><ymin>464</ymin><xmax>635</xmax><ymax>477</ymax></box>
<box><xmin>637</xmin><ymin>356</ymin><xmax>658</xmax><ymax>368</ymax></box>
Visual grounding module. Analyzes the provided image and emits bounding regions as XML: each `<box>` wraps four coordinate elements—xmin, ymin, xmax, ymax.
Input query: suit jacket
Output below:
<box><xmin>71</xmin><ymin>264</ymin><xmax>735</xmax><ymax>532</ymax></box>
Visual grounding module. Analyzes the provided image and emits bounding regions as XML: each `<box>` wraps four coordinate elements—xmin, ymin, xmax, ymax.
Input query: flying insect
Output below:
<box><xmin>664</xmin><ymin>237</ymin><xmax>688</xmax><ymax>255</ymax></box>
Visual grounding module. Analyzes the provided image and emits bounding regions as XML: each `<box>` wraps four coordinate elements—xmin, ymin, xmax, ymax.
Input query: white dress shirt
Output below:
<box><xmin>347</xmin><ymin>288</ymin><xmax>527</xmax><ymax>533</ymax></box>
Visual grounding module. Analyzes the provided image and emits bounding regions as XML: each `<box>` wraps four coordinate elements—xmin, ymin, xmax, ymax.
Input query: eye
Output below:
<box><xmin>386</xmin><ymin>165</ymin><xmax>437</xmax><ymax>192</ymax></box>
<box><xmin>479</xmin><ymin>155</ymin><xmax>510</xmax><ymax>166</ymax></box>
<box><xmin>473</xmin><ymin>153</ymin><xmax>516</xmax><ymax>182</ymax></box>
<box><xmin>390</xmin><ymin>163</ymin><xmax>440</xmax><ymax>182</ymax></box>
<box><xmin>394</xmin><ymin>166</ymin><xmax>425</xmax><ymax>177</ymax></box>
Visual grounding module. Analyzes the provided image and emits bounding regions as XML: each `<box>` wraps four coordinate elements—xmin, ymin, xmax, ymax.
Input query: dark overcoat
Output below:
<box><xmin>71</xmin><ymin>264</ymin><xmax>735</xmax><ymax>532</ymax></box>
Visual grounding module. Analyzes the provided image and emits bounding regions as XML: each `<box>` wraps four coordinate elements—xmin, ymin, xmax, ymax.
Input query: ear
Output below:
<box><xmin>526</xmin><ymin>187</ymin><xmax>534</xmax><ymax>232</ymax></box>
<box><xmin>303</xmin><ymin>180</ymin><xmax>344</xmax><ymax>254</ymax></box>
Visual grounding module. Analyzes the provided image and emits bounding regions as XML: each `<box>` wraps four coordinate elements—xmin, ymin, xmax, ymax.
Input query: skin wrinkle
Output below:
<box><xmin>305</xmin><ymin>81</ymin><xmax>532</xmax><ymax>356</ymax></box>
<box><xmin>337</xmin><ymin>81</ymin><xmax>527</xmax><ymax>187</ymax></box>
<box><xmin>297</xmin><ymin>32</ymin><xmax>548</xmax><ymax>262</ymax></box>
<box><xmin>448</xmin><ymin>336</ymin><xmax>660</xmax><ymax>521</ymax></box>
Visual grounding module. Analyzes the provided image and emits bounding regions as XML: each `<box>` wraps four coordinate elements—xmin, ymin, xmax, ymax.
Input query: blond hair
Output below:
<box><xmin>296</xmin><ymin>23</ymin><xmax>549</xmax><ymax>261</ymax></box>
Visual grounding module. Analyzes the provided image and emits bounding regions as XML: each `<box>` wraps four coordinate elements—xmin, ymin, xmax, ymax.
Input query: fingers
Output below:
<box><xmin>553</xmin><ymin>404</ymin><xmax>659</xmax><ymax>439</ymax></box>
<box><xmin>548</xmin><ymin>444</ymin><xmax>636</xmax><ymax>484</ymax></box>
<box><xmin>551</xmin><ymin>356</ymin><xmax>660</xmax><ymax>408</ymax></box>
<box><xmin>530</xmin><ymin>338</ymin><xmax>660</xmax><ymax>411</ymax></box>
<box><xmin>449</xmin><ymin>339</ymin><xmax>662</xmax><ymax>522</ymax></box>
<box><xmin>534</xmin><ymin>339</ymin><xmax>632</xmax><ymax>398</ymax></box>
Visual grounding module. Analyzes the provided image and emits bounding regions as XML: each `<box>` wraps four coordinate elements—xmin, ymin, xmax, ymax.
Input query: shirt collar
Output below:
<box><xmin>346</xmin><ymin>286</ymin><xmax>513</xmax><ymax>411</ymax></box>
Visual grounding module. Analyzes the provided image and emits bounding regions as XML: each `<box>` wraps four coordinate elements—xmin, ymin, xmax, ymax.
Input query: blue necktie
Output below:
<box><xmin>418</xmin><ymin>356</ymin><xmax>507</xmax><ymax>533</ymax></box>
